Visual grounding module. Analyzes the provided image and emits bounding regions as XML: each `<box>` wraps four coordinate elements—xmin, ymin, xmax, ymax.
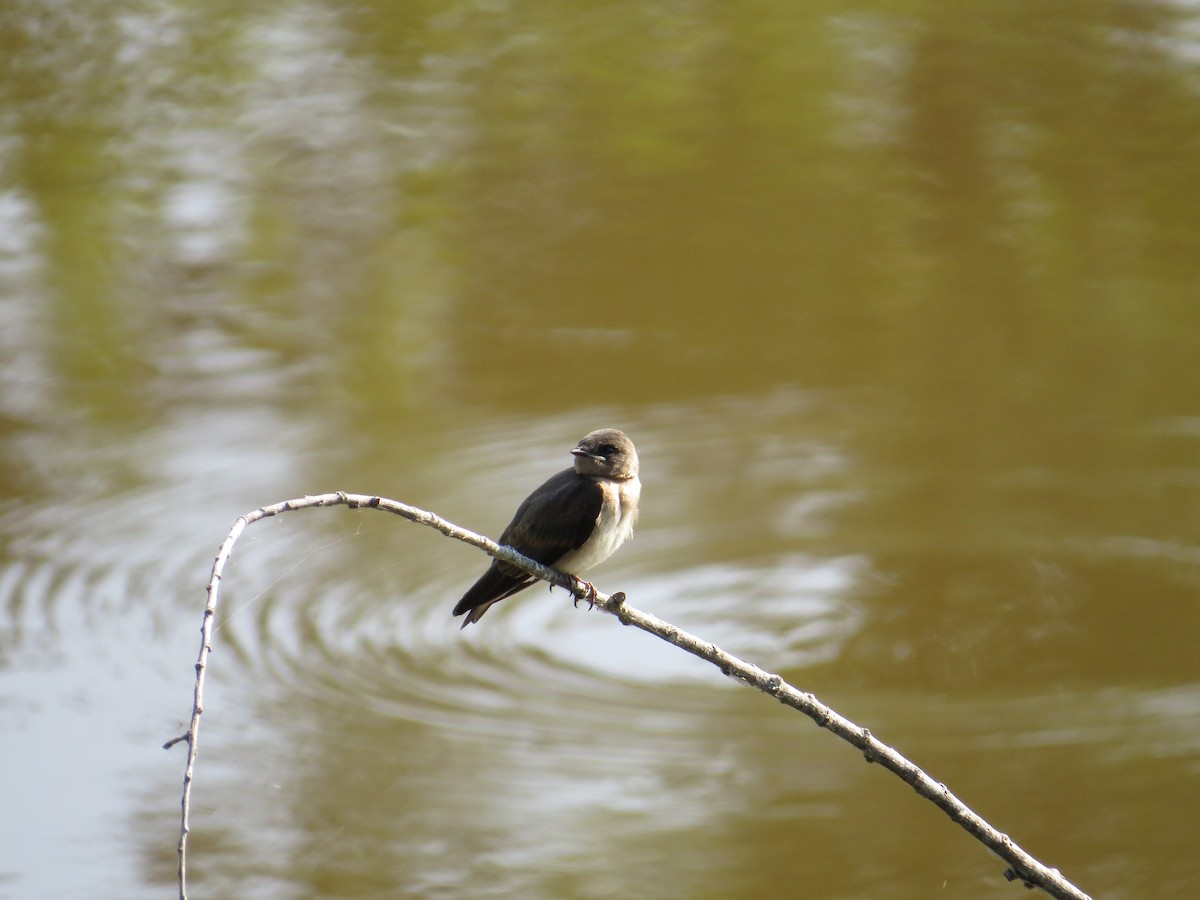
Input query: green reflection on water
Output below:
<box><xmin>2</xmin><ymin>0</ymin><xmax>1199</xmax><ymax>897</ymax></box>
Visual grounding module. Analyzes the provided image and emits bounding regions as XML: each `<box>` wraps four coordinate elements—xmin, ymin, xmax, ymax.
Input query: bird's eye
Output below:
<box><xmin>597</xmin><ymin>443</ymin><xmax>617</xmax><ymax>456</ymax></box>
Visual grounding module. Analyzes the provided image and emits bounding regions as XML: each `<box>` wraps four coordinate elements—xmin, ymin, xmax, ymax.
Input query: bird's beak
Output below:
<box><xmin>572</xmin><ymin>448</ymin><xmax>602</xmax><ymax>461</ymax></box>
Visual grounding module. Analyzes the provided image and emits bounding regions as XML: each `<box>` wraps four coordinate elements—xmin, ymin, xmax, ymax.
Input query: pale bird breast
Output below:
<box><xmin>557</xmin><ymin>477</ymin><xmax>640</xmax><ymax>575</ymax></box>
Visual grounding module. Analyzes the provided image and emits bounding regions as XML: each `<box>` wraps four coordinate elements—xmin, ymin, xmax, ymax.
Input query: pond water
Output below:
<box><xmin>2</xmin><ymin>2</ymin><xmax>1199</xmax><ymax>898</ymax></box>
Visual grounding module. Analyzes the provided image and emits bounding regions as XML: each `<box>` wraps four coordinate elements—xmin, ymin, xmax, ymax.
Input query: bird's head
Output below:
<box><xmin>571</xmin><ymin>428</ymin><xmax>639</xmax><ymax>480</ymax></box>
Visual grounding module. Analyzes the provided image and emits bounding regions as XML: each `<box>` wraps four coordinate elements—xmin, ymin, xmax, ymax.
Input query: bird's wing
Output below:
<box><xmin>499</xmin><ymin>469</ymin><xmax>603</xmax><ymax>563</ymax></box>
<box><xmin>453</xmin><ymin>470</ymin><xmax>602</xmax><ymax>619</ymax></box>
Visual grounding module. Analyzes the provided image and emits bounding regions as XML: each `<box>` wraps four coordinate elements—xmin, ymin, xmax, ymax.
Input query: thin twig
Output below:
<box><xmin>167</xmin><ymin>492</ymin><xmax>1091</xmax><ymax>900</ymax></box>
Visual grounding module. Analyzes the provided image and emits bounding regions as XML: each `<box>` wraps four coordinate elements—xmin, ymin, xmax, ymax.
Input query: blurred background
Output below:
<box><xmin>2</xmin><ymin>1</ymin><xmax>1199</xmax><ymax>897</ymax></box>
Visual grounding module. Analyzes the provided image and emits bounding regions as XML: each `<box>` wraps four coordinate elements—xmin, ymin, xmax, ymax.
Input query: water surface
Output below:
<box><xmin>2</xmin><ymin>2</ymin><xmax>1199</xmax><ymax>897</ymax></box>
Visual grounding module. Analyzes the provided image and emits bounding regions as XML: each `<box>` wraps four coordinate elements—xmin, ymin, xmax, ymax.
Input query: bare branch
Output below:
<box><xmin>167</xmin><ymin>492</ymin><xmax>1091</xmax><ymax>900</ymax></box>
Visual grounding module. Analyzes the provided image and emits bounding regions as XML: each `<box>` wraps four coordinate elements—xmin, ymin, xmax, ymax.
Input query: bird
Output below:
<box><xmin>453</xmin><ymin>428</ymin><xmax>641</xmax><ymax>628</ymax></box>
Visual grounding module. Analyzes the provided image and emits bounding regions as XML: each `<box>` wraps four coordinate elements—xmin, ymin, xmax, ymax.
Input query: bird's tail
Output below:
<box><xmin>457</xmin><ymin>600</ymin><xmax>496</xmax><ymax>629</ymax></box>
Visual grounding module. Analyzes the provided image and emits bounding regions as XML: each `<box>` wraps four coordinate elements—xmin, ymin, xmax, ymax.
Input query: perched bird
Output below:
<box><xmin>453</xmin><ymin>428</ymin><xmax>641</xmax><ymax>628</ymax></box>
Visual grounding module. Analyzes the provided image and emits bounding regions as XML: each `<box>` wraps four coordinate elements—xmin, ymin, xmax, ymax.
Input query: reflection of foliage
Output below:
<box><xmin>3</xmin><ymin>0</ymin><xmax>1199</xmax><ymax>494</ymax></box>
<box><xmin>3</xmin><ymin>0</ymin><xmax>1198</xmax><ymax>415</ymax></box>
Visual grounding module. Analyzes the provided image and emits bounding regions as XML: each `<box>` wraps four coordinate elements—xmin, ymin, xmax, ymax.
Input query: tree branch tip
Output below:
<box><xmin>163</xmin><ymin>733</ymin><xmax>189</xmax><ymax>750</ymax></box>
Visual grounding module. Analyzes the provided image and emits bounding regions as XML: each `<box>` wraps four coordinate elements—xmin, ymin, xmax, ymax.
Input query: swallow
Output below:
<box><xmin>454</xmin><ymin>428</ymin><xmax>640</xmax><ymax>627</ymax></box>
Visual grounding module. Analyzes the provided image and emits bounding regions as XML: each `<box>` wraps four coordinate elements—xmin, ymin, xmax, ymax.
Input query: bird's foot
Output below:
<box><xmin>572</xmin><ymin>578</ymin><xmax>598</xmax><ymax>610</ymax></box>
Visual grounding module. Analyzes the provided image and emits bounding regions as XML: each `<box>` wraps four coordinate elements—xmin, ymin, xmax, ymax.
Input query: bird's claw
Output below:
<box><xmin>572</xmin><ymin>578</ymin><xmax>598</xmax><ymax>610</ymax></box>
